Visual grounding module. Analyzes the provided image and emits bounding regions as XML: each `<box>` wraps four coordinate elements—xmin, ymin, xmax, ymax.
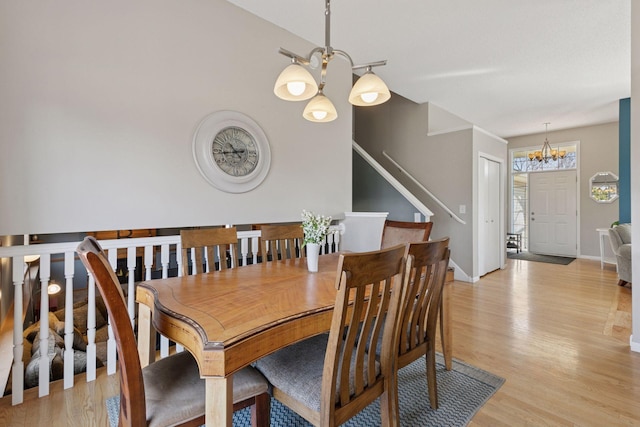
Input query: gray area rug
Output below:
<box><xmin>507</xmin><ymin>251</ymin><xmax>575</xmax><ymax>265</ymax></box>
<box><xmin>107</xmin><ymin>353</ymin><xmax>504</xmax><ymax>426</ymax></box>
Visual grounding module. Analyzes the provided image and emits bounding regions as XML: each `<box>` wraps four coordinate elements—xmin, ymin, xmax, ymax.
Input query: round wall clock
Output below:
<box><xmin>192</xmin><ymin>111</ymin><xmax>271</xmax><ymax>193</ymax></box>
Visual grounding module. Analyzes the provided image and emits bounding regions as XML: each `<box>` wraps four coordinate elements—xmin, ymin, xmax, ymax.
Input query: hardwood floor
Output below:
<box><xmin>0</xmin><ymin>257</ymin><xmax>637</xmax><ymax>426</ymax></box>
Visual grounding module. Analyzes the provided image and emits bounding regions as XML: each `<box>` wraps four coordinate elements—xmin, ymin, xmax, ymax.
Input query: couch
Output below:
<box><xmin>608</xmin><ymin>223</ymin><xmax>632</xmax><ymax>287</ymax></box>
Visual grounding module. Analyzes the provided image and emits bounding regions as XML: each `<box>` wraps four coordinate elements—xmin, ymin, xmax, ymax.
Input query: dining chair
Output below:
<box><xmin>255</xmin><ymin>244</ymin><xmax>411</xmax><ymax>427</ymax></box>
<box><xmin>76</xmin><ymin>236</ymin><xmax>270</xmax><ymax>427</ymax></box>
<box><xmin>259</xmin><ymin>223</ymin><xmax>305</xmax><ymax>262</ymax></box>
<box><xmin>180</xmin><ymin>227</ymin><xmax>239</xmax><ymax>275</ymax></box>
<box><xmin>380</xmin><ymin>219</ymin><xmax>433</xmax><ymax>249</ymax></box>
<box><xmin>394</xmin><ymin>237</ymin><xmax>450</xmax><ymax>411</ymax></box>
<box><xmin>379</xmin><ymin>220</ymin><xmax>452</xmax><ymax>372</ymax></box>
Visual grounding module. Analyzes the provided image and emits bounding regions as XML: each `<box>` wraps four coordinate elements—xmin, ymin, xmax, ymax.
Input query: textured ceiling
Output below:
<box><xmin>227</xmin><ymin>0</ymin><xmax>630</xmax><ymax>138</ymax></box>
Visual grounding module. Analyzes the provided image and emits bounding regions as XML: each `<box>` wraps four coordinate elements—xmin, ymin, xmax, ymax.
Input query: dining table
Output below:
<box><xmin>135</xmin><ymin>251</ymin><xmax>452</xmax><ymax>427</ymax></box>
<box><xmin>136</xmin><ymin>253</ymin><xmax>342</xmax><ymax>426</ymax></box>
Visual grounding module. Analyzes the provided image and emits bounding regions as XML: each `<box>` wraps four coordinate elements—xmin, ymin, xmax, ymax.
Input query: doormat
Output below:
<box><xmin>507</xmin><ymin>251</ymin><xmax>575</xmax><ymax>265</ymax></box>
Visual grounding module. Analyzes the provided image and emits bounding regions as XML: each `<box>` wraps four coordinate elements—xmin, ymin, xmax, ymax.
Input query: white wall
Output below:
<box><xmin>0</xmin><ymin>0</ymin><xmax>353</xmax><ymax>235</ymax></box>
<box><xmin>507</xmin><ymin>122</ymin><xmax>619</xmax><ymax>258</ymax></box>
<box><xmin>630</xmin><ymin>1</ymin><xmax>639</xmax><ymax>350</ymax></box>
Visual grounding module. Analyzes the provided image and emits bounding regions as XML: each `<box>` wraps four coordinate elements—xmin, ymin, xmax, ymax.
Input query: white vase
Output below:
<box><xmin>306</xmin><ymin>243</ymin><xmax>320</xmax><ymax>272</ymax></box>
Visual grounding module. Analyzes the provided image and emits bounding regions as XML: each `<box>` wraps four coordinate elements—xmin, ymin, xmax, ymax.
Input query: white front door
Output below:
<box><xmin>529</xmin><ymin>170</ymin><xmax>577</xmax><ymax>257</ymax></box>
<box><xmin>478</xmin><ymin>157</ymin><xmax>502</xmax><ymax>275</ymax></box>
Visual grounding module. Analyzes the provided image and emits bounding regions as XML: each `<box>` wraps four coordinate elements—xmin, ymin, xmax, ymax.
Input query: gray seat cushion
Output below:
<box><xmin>255</xmin><ymin>333</ymin><xmax>379</xmax><ymax>413</ymax></box>
<box><xmin>143</xmin><ymin>350</ymin><xmax>269</xmax><ymax>427</ymax></box>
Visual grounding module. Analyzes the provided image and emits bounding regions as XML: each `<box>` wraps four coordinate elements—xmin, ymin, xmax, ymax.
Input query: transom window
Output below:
<box><xmin>512</xmin><ymin>144</ymin><xmax>577</xmax><ymax>172</ymax></box>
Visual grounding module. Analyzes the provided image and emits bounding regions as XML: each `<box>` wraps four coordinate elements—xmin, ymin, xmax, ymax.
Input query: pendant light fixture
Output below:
<box><xmin>529</xmin><ymin>123</ymin><xmax>554</xmax><ymax>163</ymax></box>
<box><xmin>273</xmin><ymin>0</ymin><xmax>390</xmax><ymax>123</ymax></box>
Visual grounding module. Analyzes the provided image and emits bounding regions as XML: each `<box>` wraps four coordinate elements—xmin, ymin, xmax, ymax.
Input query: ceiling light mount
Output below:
<box><xmin>274</xmin><ymin>0</ymin><xmax>390</xmax><ymax>123</ymax></box>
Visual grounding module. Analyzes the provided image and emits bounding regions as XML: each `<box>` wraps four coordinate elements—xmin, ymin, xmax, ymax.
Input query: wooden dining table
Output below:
<box><xmin>135</xmin><ymin>253</ymin><xmax>343</xmax><ymax>426</ymax></box>
<box><xmin>135</xmin><ymin>251</ymin><xmax>453</xmax><ymax>427</ymax></box>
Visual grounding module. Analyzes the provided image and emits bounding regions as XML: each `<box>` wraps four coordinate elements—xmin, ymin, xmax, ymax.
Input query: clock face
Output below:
<box><xmin>212</xmin><ymin>127</ymin><xmax>259</xmax><ymax>177</ymax></box>
<box><xmin>192</xmin><ymin>111</ymin><xmax>271</xmax><ymax>193</ymax></box>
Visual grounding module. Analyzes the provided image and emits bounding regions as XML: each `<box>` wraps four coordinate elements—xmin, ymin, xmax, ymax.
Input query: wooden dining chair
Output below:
<box><xmin>379</xmin><ymin>220</ymin><xmax>452</xmax><ymax>374</ymax></box>
<box><xmin>393</xmin><ymin>237</ymin><xmax>450</xmax><ymax>411</ymax></box>
<box><xmin>380</xmin><ymin>219</ymin><xmax>433</xmax><ymax>249</ymax></box>
<box><xmin>259</xmin><ymin>223</ymin><xmax>305</xmax><ymax>262</ymax></box>
<box><xmin>76</xmin><ymin>236</ymin><xmax>270</xmax><ymax>427</ymax></box>
<box><xmin>180</xmin><ymin>227</ymin><xmax>239</xmax><ymax>275</ymax></box>
<box><xmin>255</xmin><ymin>244</ymin><xmax>411</xmax><ymax>427</ymax></box>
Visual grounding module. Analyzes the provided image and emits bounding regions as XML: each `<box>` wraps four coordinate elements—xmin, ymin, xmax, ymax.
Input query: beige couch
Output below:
<box><xmin>608</xmin><ymin>223</ymin><xmax>632</xmax><ymax>287</ymax></box>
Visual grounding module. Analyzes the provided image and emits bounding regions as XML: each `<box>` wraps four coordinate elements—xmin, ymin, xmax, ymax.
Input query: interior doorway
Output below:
<box><xmin>478</xmin><ymin>156</ymin><xmax>503</xmax><ymax>276</ymax></box>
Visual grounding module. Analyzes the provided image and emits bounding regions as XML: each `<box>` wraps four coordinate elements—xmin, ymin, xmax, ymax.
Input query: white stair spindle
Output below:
<box><xmin>86</xmin><ymin>273</ymin><xmax>97</xmax><ymax>382</ymax></box>
<box><xmin>144</xmin><ymin>245</ymin><xmax>154</xmax><ymax>281</ymax></box>
<box><xmin>127</xmin><ymin>246</ymin><xmax>136</xmax><ymax>325</ymax></box>
<box><xmin>63</xmin><ymin>251</ymin><xmax>75</xmax><ymax>389</ymax></box>
<box><xmin>37</xmin><ymin>254</ymin><xmax>51</xmax><ymax>397</ymax></box>
<box><xmin>12</xmin><ymin>257</ymin><xmax>25</xmax><ymax>405</ymax></box>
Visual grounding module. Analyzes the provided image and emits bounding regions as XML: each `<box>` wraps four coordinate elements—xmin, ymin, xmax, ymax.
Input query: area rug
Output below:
<box><xmin>507</xmin><ymin>251</ymin><xmax>575</xmax><ymax>265</ymax></box>
<box><xmin>107</xmin><ymin>353</ymin><xmax>504</xmax><ymax>427</ymax></box>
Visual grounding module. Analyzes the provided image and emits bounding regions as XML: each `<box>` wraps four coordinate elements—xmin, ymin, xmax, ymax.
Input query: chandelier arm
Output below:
<box><xmin>352</xmin><ymin>60</ymin><xmax>387</xmax><ymax>71</ymax></box>
<box><xmin>332</xmin><ymin>49</ymin><xmax>355</xmax><ymax>67</ymax></box>
<box><xmin>318</xmin><ymin>58</ymin><xmax>329</xmax><ymax>90</ymax></box>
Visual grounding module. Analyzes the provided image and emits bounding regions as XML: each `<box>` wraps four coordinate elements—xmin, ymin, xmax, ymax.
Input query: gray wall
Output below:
<box><xmin>0</xmin><ymin>0</ymin><xmax>353</xmax><ymax>236</ymax></box>
<box><xmin>507</xmin><ymin>122</ymin><xmax>619</xmax><ymax>258</ymax></box>
<box><xmin>352</xmin><ymin>154</ymin><xmax>417</xmax><ymax>221</ymax></box>
<box><xmin>354</xmin><ymin>93</ymin><xmax>508</xmax><ymax>279</ymax></box>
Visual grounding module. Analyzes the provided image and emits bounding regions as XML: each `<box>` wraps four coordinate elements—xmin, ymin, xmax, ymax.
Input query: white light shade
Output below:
<box><xmin>348</xmin><ymin>71</ymin><xmax>391</xmax><ymax>106</ymax></box>
<box><xmin>303</xmin><ymin>93</ymin><xmax>338</xmax><ymax>122</ymax></box>
<box><xmin>274</xmin><ymin>63</ymin><xmax>318</xmax><ymax>101</ymax></box>
<box><xmin>47</xmin><ymin>283</ymin><xmax>62</xmax><ymax>295</ymax></box>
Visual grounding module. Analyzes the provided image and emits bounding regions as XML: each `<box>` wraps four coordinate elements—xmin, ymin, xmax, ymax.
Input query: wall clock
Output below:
<box><xmin>192</xmin><ymin>111</ymin><xmax>271</xmax><ymax>193</ymax></box>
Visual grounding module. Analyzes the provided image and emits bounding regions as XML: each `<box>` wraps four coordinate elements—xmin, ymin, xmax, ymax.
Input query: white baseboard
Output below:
<box><xmin>630</xmin><ymin>336</ymin><xmax>640</xmax><ymax>353</ymax></box>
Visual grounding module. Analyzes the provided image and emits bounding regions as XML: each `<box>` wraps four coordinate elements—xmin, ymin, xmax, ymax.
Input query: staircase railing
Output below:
<box><xmin>382</xmin><ymin>150</ymin><xmax>466</xmax><ymax>225</ymax></box>
<box><xmin>352</xmin><ymin>141</ymin><xmax>434</xmax><ymax>221</ymax></box>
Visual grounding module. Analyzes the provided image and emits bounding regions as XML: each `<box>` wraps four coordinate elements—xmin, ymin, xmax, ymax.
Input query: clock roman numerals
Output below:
<box><xmin>211</xmin><ymin>126</ymin><xmax>259</xmax><ymax>177</ymax></box>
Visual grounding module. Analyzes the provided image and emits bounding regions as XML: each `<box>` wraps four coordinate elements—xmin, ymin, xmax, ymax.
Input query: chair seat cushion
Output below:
<box><xmin>143</xmin><ymin>350</ymin><xmax>269</xmax><ymax>427</ymax></box>
<box><xmin>255</xmin><ymin>333</ymin><xmax>379</xmax><ymax>412</ymax></box>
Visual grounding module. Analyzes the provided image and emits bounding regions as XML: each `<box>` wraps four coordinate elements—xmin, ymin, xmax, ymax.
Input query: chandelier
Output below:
<box><xmin>273</xmin><ymin>0</ymin><xmax>390</xmax><ymax>123</ymax></box>
<box><xmin>528</xmin><ymin>123</ymin><xmax>566</xmax><ymax>163</ymax></box>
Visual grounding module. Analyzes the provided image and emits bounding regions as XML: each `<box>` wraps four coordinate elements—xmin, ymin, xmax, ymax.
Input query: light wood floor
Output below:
<box><xmin>0</xmin><ymin>257</ymin><xmax>637</xmax><ymax>426</ymax></box>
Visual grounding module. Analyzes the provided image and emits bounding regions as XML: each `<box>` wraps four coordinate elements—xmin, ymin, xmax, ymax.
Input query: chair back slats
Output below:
<box><xmin>76</xmin><ymin>236</ymin><xmax>146</xmax><ymax>427</ymax></box>
<box><xmin>180</xmin><ymin>227</ymin><xmax>239</xmax><ymax>275</ymax></box>
<box><xmin>321</xmin><ymin>244</ymin><xmax>411</xmax><ymax>425</ymax></box>
<box><xmin>398</xmin><ymin>238</ymin><xmax>449</xmax><ymax>360</ymax></box>
<box><xmin>392</xmin><ymin>238</ymin><xmax>450</xmax><ymax>412</ymax></box>
<box><xmin>259</xmin><ymin>224</ymin><xmax>305</xmax><ymax>261</ymax></box>
<box><xmin>380</xmin><ymin>220</ymin><xmax>433</xmax><ymax>249</ymax></box>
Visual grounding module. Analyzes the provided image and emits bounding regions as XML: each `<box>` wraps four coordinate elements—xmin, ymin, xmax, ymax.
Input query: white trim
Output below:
<box><xmin>473</xmin><ymin>125</ymin><xmax>509</xmax><ymax>144</ymax></box>
<box><xmin>426</xmin><ymin>124</ymin><xmax>473</xmax><ymax>137</ymax></box>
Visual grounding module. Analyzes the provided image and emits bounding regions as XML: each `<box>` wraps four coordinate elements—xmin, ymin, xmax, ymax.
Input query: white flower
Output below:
<box><xmin>301</xmin><ymin>210</ymin><xmax>333</xmax><ymax>246</ymax></box>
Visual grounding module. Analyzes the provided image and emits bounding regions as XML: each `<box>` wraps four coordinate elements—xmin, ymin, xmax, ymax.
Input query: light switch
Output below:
<box><xmin>459</xmin><ymin>205</ymin><xmax>466</xmax><ymax>214</ymax></box>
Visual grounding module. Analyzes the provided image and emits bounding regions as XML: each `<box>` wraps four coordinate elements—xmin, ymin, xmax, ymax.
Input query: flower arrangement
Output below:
<box><xmin>301</xmin><ymin>209</ymin><xmax>333</xmax><ymax>246</ymax></box>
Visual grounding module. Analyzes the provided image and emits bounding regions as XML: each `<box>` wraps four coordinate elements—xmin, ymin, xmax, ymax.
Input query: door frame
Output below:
<box><xmin>508</xmin><ymin>141</ymin><xmax>581</xmax><ymax>256</ymax></box>
<box><xmin>476</xmin><ymin>151</ymin><xmax>506</xmax><ymax>278</ymax></box>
